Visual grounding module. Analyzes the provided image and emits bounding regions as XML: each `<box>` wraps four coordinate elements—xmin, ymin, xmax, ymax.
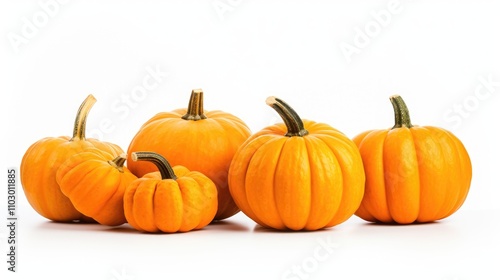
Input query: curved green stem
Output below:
<box><xmin>181</xmin><ymin>89</ymin><xmax>207</xmax><ymax>121</ymax></box>
<box><xmin>108</xmin><ymin>153</ymin><xmax>127</xmax><ymax>173</ymax></box>
<box><xmin>390</xmin><ymin>95</ymin><xmax>413</xmax><ymax>129</ymax></box>
<box><xmin>131</xmin><ymin>152</ymin><xmax>177</xmax><ymax>180</ymax></box>
<box><xmin>71</xmin><ymin>94</ymin><xmax>97</xmax><ymax>141</ymax></box>
<box><xmin>266</xmin><ymin>96</ymin><xmax>309</xmax><ymax>137</ymax></box>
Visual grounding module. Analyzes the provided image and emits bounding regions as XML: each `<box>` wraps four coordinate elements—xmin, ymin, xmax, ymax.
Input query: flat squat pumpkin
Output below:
<box><xmin>353</xmin><ymin>95</ymin><xmax>472</xmax><ymax>224</ymax></box>
<box><xmin>228</xmin><ymin>97</ymin><xmax>365</xmax><ymax>231</ymax></box>
<box><xmin>126</xmin><ymin>89</ymin><xmax>251</xmax><ymax>221</ymax></box>
<box><xmin>124</xmin><ymin>152</ymin><xmax>218</xmax><ymax>233</ymax></box>
<box><xmin>20</xmin><ymin>95</ymin><xmax>123</xmax><ymax>222</ymax></box>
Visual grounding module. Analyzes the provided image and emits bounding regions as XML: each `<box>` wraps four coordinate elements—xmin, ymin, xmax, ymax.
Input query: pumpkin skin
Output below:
<box><xmin>20</xmin><ymin>95</ymin><xmax>123</xmax><ymax>222</ymax></box>
<box><xmin>126</xmin><ymin>89</ymin><xmax>251</xmax><ymax>221</ymax></box>
<box><xmin>56</xmin><ymin>148</ymin><xmax>137</xmax><ymax>226</ymax></box>
<box><xmin>228</xmin><ymin>97</ymin><xmax>365</xmax><ymax>231</ymax></box>
<box><xmin>353</xmin><ymin>95</ymin><xmax>472</xmax><ymax>224</ymax></box>
<box><xmin>124</xmin><ymin>152</ymin><xmax>218</xmax><ymax>233</ymax></box>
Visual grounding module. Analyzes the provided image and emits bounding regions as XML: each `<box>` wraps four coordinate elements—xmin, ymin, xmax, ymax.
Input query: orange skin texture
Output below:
<box><xmin>228</xmin><ymin>120</ymin><xmax>365</xmax><ymax>231</ymax></box>
<box><xmin>20</xmin><ymin>137</ymin><xmax>123</xmax><ymax>222</ymax></box>
<box><xmin>123</xmin><ymin>166</ymin><xmax>218</xmax><ymax>233</ymax></box>
<box><xmin>353</xmin><ymin>126</ymin><xmax>472</xmax><ymax>224</ymax></box>
<box><xmin>126</xmin><ymin>109</ymin><xmax>251</xmax><ymax>221</ymax></box>
<box><xmin>56</xmin><ymin>148</ymin><xmax>137</xmax><ymax>226</ymax></box>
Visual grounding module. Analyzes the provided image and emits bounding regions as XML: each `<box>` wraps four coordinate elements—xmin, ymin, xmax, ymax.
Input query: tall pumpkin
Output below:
<box><xmin>20</xmin><ymin>95</ymin><xmax>123</xmax><ymax>222</ymax></box>
<box><xmin>353</xmin><ymin>95</ymin><xmax>472</xmax><ymax>224</ymax></box>
<box><xmin>228</xmin><ymin>97</ymin><xmax>365</xmax><ymax>231</ymax></box>
<box><xmin>126</xmin><ymin>89</ymin><xmax>251</xmax><ymax>220</ymax></box>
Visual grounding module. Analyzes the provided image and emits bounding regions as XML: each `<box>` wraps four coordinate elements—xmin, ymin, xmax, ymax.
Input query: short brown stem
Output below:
<box><xmin>266</xmin><ymin>96</ymin><xmax>309</xmax><ymax>137</ymax></box>
<box><xmin>131</xmin><ymin>152</ymin><xmax>177</xmax><ymax>180</ymax></box>
<box><xmin>71</xmin><ymin>94</ymin><xmax>97</xmax><ymax>141</ymax></box>
<box><xmin>108</xmin><ymin>153</ymin><xmax>127</xmax><ymax>173</ymax></box>
<box><xmin>181</xmin><ymin>89</ymin><xmax>207</xmax><ymax>121</ymax></box>
<box><xmin>390</xmin><ymin>95</ymin><xmax>413</xmax><ymax>129</ymax></box>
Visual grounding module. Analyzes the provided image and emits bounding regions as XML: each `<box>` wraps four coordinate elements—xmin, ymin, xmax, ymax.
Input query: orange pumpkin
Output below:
<box><xmin>56</xmin><ymin>148</ymin><xmax>137</xmax><ymax>226</ymax></box>
<box><xmin>228</xmin><ymin>97</ymin><xmax>365</xmax><ymax>231</ymax></box>
<box><xmin>353</xmin><ymin>95</ymin><xmax>472</xmax><ymax>224</ymax></box>
<box><xmin>20</xmin><ymin>95</ymin><xmax>123</xmax><ymax>222</ymax></box>
<box><xmin>126</xmin><ymin>89</ymin><xmax>251</xmax><ymax>221</ymax></box>
<box><xmin>124</xmin><ymin>152</ymin><xmax>218</xmax><ymax>233</ymax></box>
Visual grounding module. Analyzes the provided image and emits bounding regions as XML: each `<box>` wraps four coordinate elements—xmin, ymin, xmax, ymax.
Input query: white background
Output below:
<box><xmin>1</xmin><ymin>0</ymin><xmax>499</xmax><ymax>279</ymax></box>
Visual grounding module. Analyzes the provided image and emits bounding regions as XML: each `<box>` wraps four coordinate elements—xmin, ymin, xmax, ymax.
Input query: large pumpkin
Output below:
<box><xmin>20</xmin><ymin>95</ymin><xmax>123</xmax><ymax>222</ymax></box>
<box><xmin>353</xmin><ymin>95</ymin><xmax>472</xmax><ymax>224</ymax></box>
<box><xmin>56</xmin><ymin>148</ymin><xmax>137</xmax><ymax>226</ymax></box>
<box><xmin>124</xmin><ymin>152</ymin><xmax>218</xmax><ymax>233</ymax></box>
<box><xmin>228</xmin><ymin>97</ymin><xmax>365</xmax><ymax>231</ymax></box>
<box><xmin>126</xmin><ymin>89</ymin><xmax>251</xmax><ymax>221</ymax></box>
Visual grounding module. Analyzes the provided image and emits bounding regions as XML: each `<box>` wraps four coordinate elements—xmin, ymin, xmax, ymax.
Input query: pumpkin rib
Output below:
<box><xmin>430</xmin><ymin>127</ymin><xmax>463</xmax><ymax>218</ymax></box>
<box><xmin>228</xmin><ymin>135</ymin><xmax>271</xmax><ymax>227</ymax></box>
<box><xmin>303</xmin><ymin>135</ymin><xmax>342</xmax><ymax>230</ymax></box>
<box><xmin>438</xmin><ymin>128</ymin><xmax>472</xmax><ymax>218</ymax></box>
<box><xmin>383</xmin><ymin>127</ymin><xmax>420</xmax><ymax>224</ymax></box>
<box><xmin>274</xmin><ymin>137</ymin><xmax>311</xmax><ymax>230</ymax></box>
<box><xmin>314</xmin><ymin>134</ymin><xmax>363</xmax><ymax>227</ymax></box>
<box><xmin>357</xmin><ymin>130</ymin><xmax>392</xmax><ymax>223</ymax></box>
<box><xmin>189</xmin><ymin>171</ymin><xmax>218</xmax><ymax>229</ymax></box>
<box><xmin>411</xmin><ymin>127</ymin><xmax>448</xmax><ymax>223</ymax></box>
<box><xmin>133</xmin><ymin>182</ymin><xmax>158</xmax><ymax>232</ymax></box>
<box><xmin>246</xmin><ymin>136</ymin><xmax>287</xmax><ymax>229</ymax></box>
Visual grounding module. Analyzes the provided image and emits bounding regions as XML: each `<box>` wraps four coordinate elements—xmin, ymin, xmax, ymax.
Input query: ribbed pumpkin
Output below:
<box><xmin>353</xmin><ymin>95</ymin><xmax>472</xmax><ymax>224</ymax></box>
<box><xmin>228</xmin><ymin>97</ymin><xmax>365</xmax><ymax>231</ymax></box>
<box><xmin>56</xmin><ymin>148</ymin><xmax>137</xmax><ymax>226</ymax></box>
<box><xmin>126</xmin><ymin>89</ymin><xmax>251</xmax><ymax>221</ymax></box>
<box><xmin>20</xmin><ymin>95</ymin><xmax>123</xmax><ymax>222</ymax></box>
<box><xmin>124</xmin><ymin>152</ymin><xmax>218</xmax><ymax>233</ymax></box>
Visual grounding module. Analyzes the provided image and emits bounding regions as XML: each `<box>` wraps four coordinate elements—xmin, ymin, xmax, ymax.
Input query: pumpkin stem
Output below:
<box><xmin>181</xmin><ymin>89</ymin><xmax>207</xmax><ymax>121</ymax></box>
<box><xmin>131</xmin><ymin>152</ymin><xmax>177</xmax><ymax>180</ymax></box>
<box><xmin>71</xmin><ymin>94</ymin><xmax>97</xmax><ymax>141</ymax></box>
<box><xmin>108</xmin><ymin>153</ymin><xmax>127</xmax><ymax>173</ymax></box>
<box><xmin>266</xmin><ymin>96</ymin><xmax>309</xmax><ymax>137</ymax></box>
<box><xmin>390</xmin><ymin>95</ymin><xmax>413</xmax><ymax>129</ymax></box>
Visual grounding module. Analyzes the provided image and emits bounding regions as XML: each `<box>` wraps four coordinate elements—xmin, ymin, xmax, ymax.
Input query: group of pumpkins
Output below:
<box><xmin>20</xmin><ymin>89</ymin><xmax>472</xmax><ymax>233</ymax></box>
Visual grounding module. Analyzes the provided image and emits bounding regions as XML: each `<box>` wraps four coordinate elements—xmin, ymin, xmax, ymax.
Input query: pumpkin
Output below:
<box><xmin>56</xmin><ymin>148</ymin><xmax>137</xmax><ymax>226</ymax></box>
<box><xmin>228</xmin><ymin>97</ymin><xmax>365</xmax><ymax>231</ymax></box>
<box><xmin>353</xmin><ymin>95</ymin><xmax>472</xmax><ymax>224</ymax></box>
<box><xmin>124</xmin><ymin>152</ymin><xmax>218</xmax><ymax>233</ymax></box>
<box><xmin>20</xmin><ymin>95</ymin><xmax>123</xmax><ymax>222</ymax></box>
<box><xmin>126</xmin><ymin>89</ymin><xmax>251</xmax><ymax>221</ymax></box>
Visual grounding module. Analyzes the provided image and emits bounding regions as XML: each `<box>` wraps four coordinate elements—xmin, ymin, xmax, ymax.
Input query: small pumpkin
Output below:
<box><xmin>124</xmin><ymin>152</ymin><xmax>218</xmax><ymax>233</ymax></box>
<box><xmin>126</xmin><ymin>89</ymin><xmax>251</xmax><ymax>221</ymax></box>
<box><xmin>228</xmin><ymin>97</ymin><xmax>365</xmax><ymax>231</ymax></box>
<box><xmin>20</xmin><ymin>95</ymin><xmax>123</xmax><ymax>222</ymax></box>
<box><xmin>56</xmin><ymin>148</ymin><xmax>137</xmax><ymax>226</ymax></box>
<box><xmin>353</xmin><ymin>95</ymin><xmax>472</xmax><ymax>224</ymax></box>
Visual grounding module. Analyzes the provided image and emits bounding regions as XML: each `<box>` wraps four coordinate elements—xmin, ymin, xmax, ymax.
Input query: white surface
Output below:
<box><xmin>1</xmin><ymin>0</ymin><xmax>500</xmax><ymax>279</ymax></box>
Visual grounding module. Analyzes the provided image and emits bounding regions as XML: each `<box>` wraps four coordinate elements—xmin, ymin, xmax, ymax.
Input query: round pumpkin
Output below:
<box><xmin>20</xmin><ymin>95</ymin><xmax>123</xmax><ymax>222</ymax></box>
<box><xmin>228</xmin><ymin>97</ymin><xmax>365</xmax><ymax>231</ymax></box>
<box><xmin>124</xmin><ymin>152</ymin><xmax>218</xmax><ymax>233</ymax></box>
<box><xmin>56</xmin><ymin>148</ymin><xmax>137</xmax><ymax>226</ymax></box>
<box><xmin>353</xmin><ymin>95</ymin><xmax>472</xmax><ymax>224</ymax></box>
<box><xmin>126</xmin><ymin>89</ymin><xmax>251</xmax><ymax>221</ymax></box>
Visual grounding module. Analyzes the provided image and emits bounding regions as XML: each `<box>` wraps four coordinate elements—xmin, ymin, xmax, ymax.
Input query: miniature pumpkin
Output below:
<box><xmin>228</xmin><ymin>97</ymin><xmax>365</xmax><ymax>231</ymax></box>
<box><xmin>353</xmin><ymin>95</ymin><xmax>472</xmax><ymax>224</ymax></box>
<box><xmin>20</xmin><ymin>95</ymin><xmax>123</xmax><ymax>222</ymax></box>
<box><xmin>56</xmin><ymin>148</ymin><xmax>137</xmax><ymax>226</ymax></box>
<box><xmin>126</xmin><ymin>89</ymin><xmax>251</xmax><ymax>221</ymax></box>
<box><xmin>124</xmin><ymin>152</ymin><xmax>218</xmax><ymax>233</ymax></box>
